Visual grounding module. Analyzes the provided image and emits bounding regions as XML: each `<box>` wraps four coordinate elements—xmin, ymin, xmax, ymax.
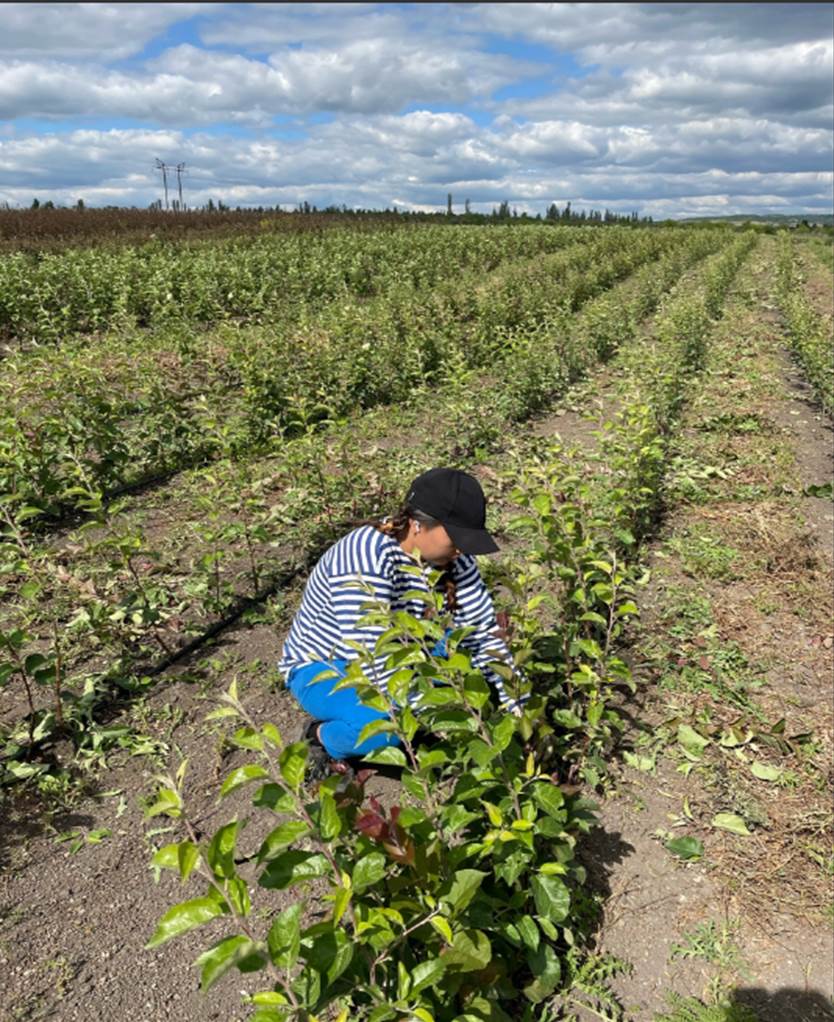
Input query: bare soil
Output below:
<box><xmin>577</xmin><ymin>245</ymin><xmax>834</xmax><ymax>1019</ymax></box>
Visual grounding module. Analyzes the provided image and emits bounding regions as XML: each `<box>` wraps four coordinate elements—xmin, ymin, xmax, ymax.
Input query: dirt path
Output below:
<box><xmin>572</xmin><ymin>240</ymin><xmax>833</xmax><ymax>1020</ymax></box>
<box><xmin>795</xmin><ymin>242</ymin><xmax>834</xmax><ymax>323</ymax></box>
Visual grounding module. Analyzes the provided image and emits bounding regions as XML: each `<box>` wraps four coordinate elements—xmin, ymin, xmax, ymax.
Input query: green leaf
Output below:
<box><xmin>523</xmin><ymin>942</ymin><xmax>562</xmax><ymax>1003</ymax></box>
<box><xmin>803</xmin><ymin>482</ymin><xmax>833</xmax><ymax>499</ymax></box>
<box><xmin>331</xmin><ymin>883</ymin><xmax>351</xmax><ymax>925</ymax></box>
<box><xmin>551</xmin><ymin>709</ymin><xmax>582</xmax><ymax>729</ymax></box>
<box><xmin>177</xmin><ymin>840</ymin><xmax>199</xmax><ymax>881</ymax></box>
<box><xmin>531</xmin><ymin>783</ymin><xmax>565</xmax><ymax>819</ymax></box>
<box><xmin>442</xmin><ymin>928</ymin><xmax>492</xmax><ymax>972</ymax></box>
<box><xmin>258</xmin><ymin>851</ymin><xmax>330</xmax><ymax>889</ymax></box>
<box><xmin>150</xmin><ymin>842</ymin><xmax>178</xmax><ymax>873</ymax></box>
<box><xmin>750</xmin><ymin>761</ymin><xmax>782</xmax><ymax>782</ymax></box>
<box><xmin>429</xmin><ymin>916</ymin><xmax>453</xmax><ymax>944</ymax></box>
<box><xmin>144</xmin><ymin>786</ymin><xmax>181</xmax><ymax>819</ymax></box>
<box><xmin>623</xmin><ymin>750</ymin><xmax>656</xmax><ymax>773</ymax></box>
<box><xmin>441</xmin><ymin>869</ymin><xmax>488</xmax><ymax>916</ymax></box>
<box><xmin>267</xmin><ymin>903</ymin><xmax>301</xmax><ymax>968</ymax></box>
<box><xmin>304</xmin><ymin>929</ymin><xmax>354</xmax><ymax>984</ymax></box>
<box><xmin>256</xmin><ymin>820</ymin><xmax>311</xmax><ymax>864</ymax></box>
<box><xmin>326</xmin><ymin>932</ymin><xmax>354</xmax><ymax>984</ymax></box>
<box><xmin>664</xmin><ymin>836</ymin><xmax>704</xmax><ymax>861</ymax></box>
<box><xmin>24</xmin><ymin>652</ymin><xmax>47</xmax><ymax>673</ymax></box>
<box><xmin>195</xmin><ymin>935</ymin><xmax>261</xmax><ymax>992</ymax></box>
<box><xmin>418</xmin><ymin>747</ymin><xmax>448</xmax><ymax>770</ymax></box>
<box><xmin>442</xmin><ymin>803</ymin><xmax>481</xmax><ymax>834</ymax></box>
<box><xmin>352</xmin><ymin>852</ymin><xmax>387</xmax><ymax>891</ymax></box>
<box><xmin>220</xmin><ymin>764</ymin><xmax>269</xmax><ymax>797</ymax></box>
<box><xmin>483</xmin><ymin>801</ymin><xmax>502</xmax><ymax>827</ymax></box>
<box><xmin>517</xmin><ymin>915</ymin><xmax>539</xmax><ymax>952</ymax></box>
<box><xmin>410</xmin><ymin>957</ymin><xmax>446</xmax><ymax>995</ymax></box>
<box><xmin>318</xmin><ymin>790</ymin><xmax>342</xmax><ymax>840</ymax></box>
<box><xmin>361</xmin><ymin>745</ymin><xmax>407</xmax><ymax>767</ymax></box>
<box><xmin>249</xmin><ymin>1001</ymin><xmax>290</xmax><ymax>1022</ymax></box>
<box><xmin>357</xmin><ymin>718</ymin><xmax>397</xmax><ymax>745</ymax></box>
<box><xmin>227</xmin><ymin>876</ymin><xmax>251</xmax><ymax>916</ymax></box>
<box><xmin>145</xmin><ymin>894</ymin><xmax>229</xmax><ymax>948</ymax></box>
<box><xmin>532</xmin><ymin>493</ymin><xmax>551</xmax><ymax>516</ymax></box>
<box><xmin>492</xmin><ymin>714</ymin><xmax>516</xmax><ymax>752</ymax></box>
<box><xmin>207</xmin><ymin>821</ymin><xmax>241</xmax><ymax>879</ymax></box>
<box><xmin>531</xmin><ymin>875</ymin><xmax>570</xmax><ymax>923</ymax></box>
<box><xmin>253</xmin><ymin>784</ymin><xmax>296</xmax><ymax>813</ymax></box>
<box><xmin>279</xmin><ymin>742</ymin><xmax>308</xmax><ymax>790</ymax></box>
<box><xmin>19</xmin><ymin>581</ymin><xmax>42</xmax><ymax>602</ymax></box>
<box><xmin>494</xmin><ymin>850</ymin><xmax>530</xmax><ymax>887</ymax></box>
<box><xmin>677</xmin><ymin>723</ymin><xmax>711</xmax><ymax>760</ymax></box>
<box><xmin>463</xmin><ymin>672</ymin><xmax>490</xmax><ymax>709</ymax></box>
<box><xmin>712</xmin><ymin>812</ymin><xmax>751</xmax><ymax>835</ymax></box>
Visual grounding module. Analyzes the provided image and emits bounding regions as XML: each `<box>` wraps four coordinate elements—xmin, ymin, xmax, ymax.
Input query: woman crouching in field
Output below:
<box><xmin>278</xmin><ymin>467</ymin><xmax>525</xmax><ymax>779</ymax></box>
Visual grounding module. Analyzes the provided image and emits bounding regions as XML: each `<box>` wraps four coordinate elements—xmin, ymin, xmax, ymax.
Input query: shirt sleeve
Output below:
<box><xmin>329</xmin><ymin>532</ymin><xmax>401</xmax><ymax>695</ymax></box>
<box><xmin>452</xmin><ymin>555</ymin><xmax>529</xmax><ymax>712</ymax></box>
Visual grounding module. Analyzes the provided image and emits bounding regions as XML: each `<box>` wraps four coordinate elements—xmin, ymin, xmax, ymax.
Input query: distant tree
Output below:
<box><xmin>30</xmin><ymin>197</ymin><xmax>40</xmax><ymax>209</ymax></box>
<box><xmin>75</xmin><ymin>198</ymin><xmax>85</xmax><ymax>211</ymax></box>
<box><xmin>464</xmin><ymin>198</ymin><xmax>471</xmax><ymax>214</ymax></box>
<box><xmin>446</xmin><ymin>193</ymin><xmax>453</xmax><ymax>216</ymax></box>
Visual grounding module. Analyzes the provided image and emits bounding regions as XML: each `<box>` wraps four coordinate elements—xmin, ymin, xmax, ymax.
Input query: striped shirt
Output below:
<box><xmin>279</xmin><ymin>524</ymin><xmax>523</xmax><ymax>709</ymax></box>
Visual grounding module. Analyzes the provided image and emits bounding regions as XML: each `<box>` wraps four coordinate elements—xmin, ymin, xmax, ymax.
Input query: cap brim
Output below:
<box><xmin>445</xmin><ymin>522</ymin><xmax>500</xmax><ymax>555</ymax></box>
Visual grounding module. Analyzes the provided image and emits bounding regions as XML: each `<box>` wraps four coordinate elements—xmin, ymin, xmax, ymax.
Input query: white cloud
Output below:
<box><xmin>472</xmin><ymin>3</ymin><xmax>833</xmax><ymax>62</ymax></box>
<box><xmin>0</xmin><ymin>3</ymin><xmax>211</xmax><ymax>59</ymax></box>
<box><xmin>0</xmin><ymin>39</ymin><xmax>523</xmax><ymax>123</ymax></box>
<box><xmin>1</xmin><ymin>124</ymin><xmax>830</xmax><ymax>219</ymax></box>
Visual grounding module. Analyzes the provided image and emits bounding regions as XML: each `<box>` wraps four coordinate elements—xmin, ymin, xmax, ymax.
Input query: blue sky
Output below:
<box><xmin>0</xmin><ymin>2</ymin><xmax>831</xmax><ymax>217</ymax></box>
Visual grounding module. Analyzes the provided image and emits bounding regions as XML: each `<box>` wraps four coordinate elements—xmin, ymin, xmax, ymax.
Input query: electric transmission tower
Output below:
<box><xmin>155</xmin><ymin>158</ymin><xmax>171</xmax><ymax>210</ymax></box>
<box><xmin>175</xmin><ymin>163</ymin><xmax>186</xmax><ymax>211</ymax></box>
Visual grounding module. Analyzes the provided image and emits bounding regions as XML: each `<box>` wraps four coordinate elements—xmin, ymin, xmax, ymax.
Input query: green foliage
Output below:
<box><xmin>0</xmin><ymin>226</ymin><xmax>715</xmax><ymax>519</ymax></box>
<box><xmin>1</xmin><ymin>227</ymin><xmax>730</xmax><ymax>781</ymax></box>
<box><xmin>145</xmin><ymin>585</ymin><xmax>597</xmax><ymax>1020</ymax></box>
<box><xmin>500</xmin><ymin>445</ymin><xmax>642</xmax><ymax>788</ymax></box>
<box><xmin>774</xmin><ymin>234</ymin><xmax>834</xmax><ymax>414</ymax></box>
<box><xmin>654</xmin><ymin>993</ymin><xmax>759</xmax><ymax>1022</ymax></box>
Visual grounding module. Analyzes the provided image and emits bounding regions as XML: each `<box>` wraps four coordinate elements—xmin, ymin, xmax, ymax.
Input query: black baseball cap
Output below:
<box><xmin>406</xmin><ymin>467</ymin><xmax>499</xmax><ymax>555</ymax></box>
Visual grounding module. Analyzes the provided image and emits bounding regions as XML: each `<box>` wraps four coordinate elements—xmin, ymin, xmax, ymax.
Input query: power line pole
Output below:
<box><xmin>175</xmin><ymin>163</ymin><xmax>186</xmax><ymax>211</ymax></box>
<box><xmin>154</xmin><ymin>158</ymin><xmax>170</xmax><ymax>210</ymax></box>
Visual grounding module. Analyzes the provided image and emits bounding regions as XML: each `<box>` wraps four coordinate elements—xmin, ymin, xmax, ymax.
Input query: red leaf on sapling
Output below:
<box><xmin>355</xmin><ymin>811</ymin><xmax>387</xmax><ymax>840</ymax></box>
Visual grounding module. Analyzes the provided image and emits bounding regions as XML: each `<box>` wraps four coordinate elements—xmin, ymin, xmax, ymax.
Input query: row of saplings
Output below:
<box><xmin>144</xmin><ymin>473</ymin><xmax>635</xmax><ymax>1022</ymax></box>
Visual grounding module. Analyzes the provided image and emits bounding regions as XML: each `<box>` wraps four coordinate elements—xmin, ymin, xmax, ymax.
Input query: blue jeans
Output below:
<box><xmin>286</xmin><ymin>629</ymin><xmax>451</xmax><ymax>760</ymax></box>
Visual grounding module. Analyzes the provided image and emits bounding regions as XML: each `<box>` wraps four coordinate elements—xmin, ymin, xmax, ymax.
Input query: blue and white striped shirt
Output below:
<box><xmin>279</xmin><ymin>525</ymin><xmax>522</xmax><ymax>708</ymax></box>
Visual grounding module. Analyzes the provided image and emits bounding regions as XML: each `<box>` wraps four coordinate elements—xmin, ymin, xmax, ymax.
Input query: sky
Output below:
<box><xmin>1</xmin><ymin>2</ymin><xmax>832</xmax><ymax>218</ymax></box>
